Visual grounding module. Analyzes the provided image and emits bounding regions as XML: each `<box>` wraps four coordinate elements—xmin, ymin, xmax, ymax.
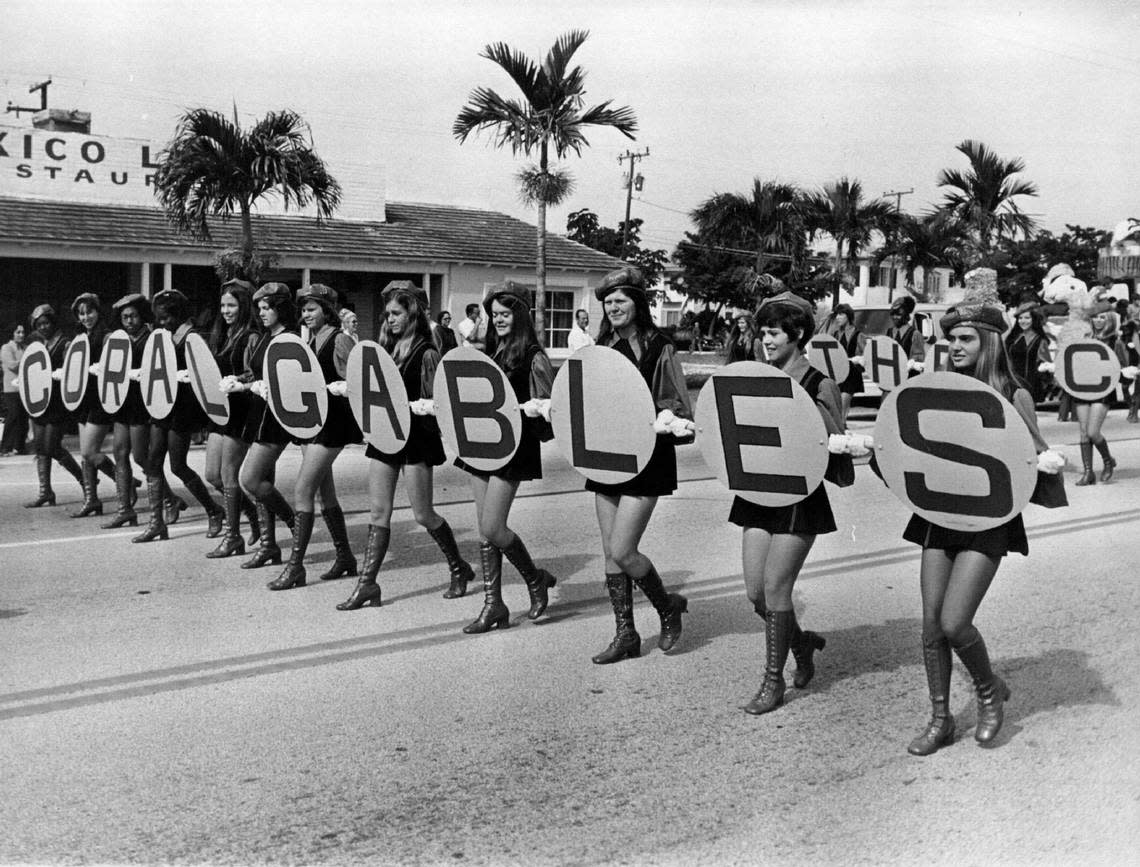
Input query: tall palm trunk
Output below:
<box><xmin>534</xmin><ymin>143</ymin><xmax>548</xmax><ymax>346</ymax></box>
<box><xmin>831</xmin><ymin>238</ymin><xmax>845</xmax><ymax>309</ymax></box>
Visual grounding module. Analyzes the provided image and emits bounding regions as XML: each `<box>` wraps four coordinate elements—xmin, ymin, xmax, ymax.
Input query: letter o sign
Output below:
<box><xmin>1054</xmin><ymin>339</ymin><xmax>1121</xmax><ymax>402</ymax></box>
<box><xmin>874</xmin><ymin>372</ymin><xmax>1036</xmax><ymax>532</ymax></box>
<box><xmin>60</xmin><ymin>333</ymin><xmax>90</xmax><ymax>412</ymax></box>
<box><xmin>695</xmin><ymin>361</ymin><xmax>828</xmax><ymax>507</ymax></box>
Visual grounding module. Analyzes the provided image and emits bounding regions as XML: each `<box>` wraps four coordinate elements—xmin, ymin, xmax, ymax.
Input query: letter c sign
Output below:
<box><xmin>1054</xmin><ymin>339</ymin><xmax>1121</xmax><ymax>402</ymax></box>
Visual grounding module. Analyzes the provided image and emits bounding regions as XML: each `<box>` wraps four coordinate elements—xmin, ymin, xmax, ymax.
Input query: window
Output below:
<box><xmin>527</xmin><ymin>288</ymin><xmax>576</xmax><ymax>348</ymax></box>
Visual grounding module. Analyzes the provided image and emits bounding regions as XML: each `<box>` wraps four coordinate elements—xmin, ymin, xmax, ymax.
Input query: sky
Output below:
<box><xmin>2</xmin><ymin>0</ymin><xmax>1138</xmax><ymax>255</ymax></box>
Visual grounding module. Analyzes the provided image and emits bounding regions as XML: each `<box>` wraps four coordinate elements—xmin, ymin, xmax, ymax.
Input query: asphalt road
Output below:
<box><xmin>1</xmin><ymin>411</ymin><xmax>1138</xmax><ymax>866</ymax></box>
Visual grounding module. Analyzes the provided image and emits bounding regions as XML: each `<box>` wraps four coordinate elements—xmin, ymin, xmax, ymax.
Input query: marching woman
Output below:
<box><xmin>1072</xmin><ymin>301</ymin><xmax>1118</xmax><ymax>485</ymax></box>
<box><xmin>268</xmin><ymin>283</ymin><xmax>362</xmax><ymax>591</ymax></box>
<box><xmin>902</xmin><ymin>269</ymin><xmax>1060</xmax><ymax>755</ymax></box>
<box><xmin>1004</xmin><ymin>301</ymin><xmax>1051</xmax><ymax>405</ymax></box>
<box><xmin>133</xmin><ymin>289</ymin><xmax>223</xmax><ymax>543</ymax></box>
<box><xmin>101</xmin><ymin>294</ymin><xmax>157</xmax><ymax>529</ymax></box>
<box><xmin>589</xmin><ymin>266</ymin><xmax>692</xmax><ymax>664</ymax></box>
<box><xmin>731</xmin><ymin>292</ymin><xmax>840</xmax><ymax>713</ymax></box>
<box><xmin>336</xmin><ymin>281</ymin><xmax>474</xmax><ymax>610</ymax></box>
<box><xmin>69</xmin><ymin>293</ymin><xmax>127</xmax><ymax>517</ymax></box>
<box><xmin>202</xmin><ymin>279</ymin><xmax>261</xmax><ymax>558</ymax></box>
<box><xmin>236</xmin><ymin>283</ymin><xmax>297</xmax><ymax>569</ymax></box>
<box><xmin>23</xmin><ymin>304</ymin><xmax>85</xmax><ymax>508</ymax></box>
<box><xmin>829</xmin><ymin>302</ymin><xmax>866</xmax><ymax>428</ymax></box>
<box><xmin>457</xmin><ymin>281</ymin><xmax>557</xmax><ymax>633</ymax></box>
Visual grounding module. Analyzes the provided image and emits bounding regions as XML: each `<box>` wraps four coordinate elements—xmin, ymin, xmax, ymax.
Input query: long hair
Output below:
<box><xmin>379</xmin><ymin>288</ymin><xmax>433</xmax><ymax>364</ymax></box>
<box><xmin>258</xmin><ymin>295</ymin><xmax>297</xmax><ymax>333</ymax></box>
<box><xmin>209</xmin><ymin>285</ymin><xmax>257</xmax><ymax>355</ymax></box>
<box><xmin>486</xmin><ymin>294</ymin><xmax>542</xmax><ymax>374</ymax></box>
<box><xmin>1007</xmin><ymin>308</ymin><xmax>1047</xmax><ymax>346</ymax></box>
<box><xmin>970</xmin><ymin>329</ymin><xmax>1025</xmax><ymax>400</ymax></box>
<box><xmin>595</xmin><ymin>289</ymin><xmax>659</xmax><ymax>349</ymax></box>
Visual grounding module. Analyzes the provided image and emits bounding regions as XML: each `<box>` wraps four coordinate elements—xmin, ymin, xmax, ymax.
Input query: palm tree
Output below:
<box><xmin>154</xmin><ymin>107</ymin><xmax>341</xmax><ymax>281</ymax></box>
<box><xmin>875</xmin><ymin>211</ymin><xmax>971</xmax><ymax>297</ymax></box>
<box><xmin>937</xmin><ymin>139</ymin><xmax>1038</xmax><ymax>259</ymax></box>
<box><xmin>453</xmin><ymin>30</ymin><xmax>638</xmax><ymax>342</ymax></box>
<box><xmin>690</xmin><ymin>178</ymin><xmax>807</xmax><ymax>276</ymax></box>
<box><xmin>803</xmin><ymin>177</ymin><xmax>897</xmax><ymax>308</ymax></box>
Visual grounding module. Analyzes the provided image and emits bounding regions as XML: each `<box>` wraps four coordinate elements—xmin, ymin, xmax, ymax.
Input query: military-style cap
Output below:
<box><xmin>594</xmin><ymin>265</ymin><xmax>647</xmax><ymax>301</ymax></box>
<box><xmin>151</xmin><ymin>289</ymin><xmax>189</xmax><ymax>307</ymax></box>
<box><xmin>221</xmin><ymin>278</ymin><xmax>256</xmax><ymax>295</ymax></box>
<box><xmin>483</xmin><ymin>280</ymin><xmax>533</xmax><ymax>315</ymax></box>
<box><xmin>754</xmin><ymin>290</ymin><xmax>815</xmax><ymax>319</ymax></box>
<box><xmin>30</xmin><ymin>303</ymin><xmax>56</xmax><ymax>323</ymax></box>
<box><xmin>296</xmin><ymin>283</ymin><xmax>340</xmax><ymax>313</ymax></box>
<box><xmin>381</xmin><ymin>280</ymin><xmax>429</xmax><ymax>310</ymax></box>
<box><xmin>70</xmin><ymin>293</ymin><xmax>102</xmax><ymax>316</ymax></box>
<box><xmin>890</xmin><ymin>295</ymin><xmax>916</xmax><ymax>316</ymax></box>
<box><xmin>112</xmin><ymin>293</ymin><xmax>153</xmax><ymax>321</ymax></box>
<box><xmin>940</xmin><ymin>268</ymin><xmax>1006</xmax><ymax>335</ymax></box>
<box><xmin>253</xmin><ymin>282</ymin><xmax>292</xmax><ymax>302</ymax></box>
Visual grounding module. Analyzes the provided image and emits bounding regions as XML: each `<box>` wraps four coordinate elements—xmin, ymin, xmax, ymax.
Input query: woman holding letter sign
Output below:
<box><xmin>901</xmin><ymin>269</ymin><xmax>1063</xmax><ymax>755</ymax></box>
<box><xmin>587</xmin><ymin>266</ymin><xmax>693</xmax><ymax>663</ymax></box>
<box><xmin>202</xmin><ymin>279</ymin><xmax>262</xmax><ymax>559</ymax></box>
<box><xmin>268</xmin><ymin>283</ymin><xmax>362</xmax><ymax>591</ymax></box>
<box><xmin>236</xmin><ymin>283</ymin><xmax>297</xmax><ymax>569</ymax></box>
<box><xmin>337</xmin><ymin>281</ymin><xmax>474</xmax><ymax>610</ymax></box>
<box><xmin>456</xmin><ymin>281</ymin><xmax>558</xmax><ymax>633</ymax></box>
<box><xmin>731</xmin><ymin>292</ymin><xmax>842</xmax><ymax>714</ymax></box>
<box><xmin>22</xmin><ymin>303</ymin><xmax>85</xmax><ymax>508</ymax></box>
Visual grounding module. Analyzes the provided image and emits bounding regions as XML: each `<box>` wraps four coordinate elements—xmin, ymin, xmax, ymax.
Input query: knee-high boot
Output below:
<box><xmin>1093</xmin><ymin>437</ymin><xmax>1116</xmax><ymax>482</ymax></box>
<box><xmin>907</xmin><ymin>636</ymin><xmax>956</xmax><ymax>755</ymax></box>
<box><xmin>161</xmin><ymin>478</ymin><xmax>188</xmax><ymax>526</ymax></box>
<box><xmin>631</xmin><ymin>566</ymin><xmax>687</xmax><ymax>651</ymax></box>
<box><xmin>953</xmin><ymin>633</ymin><xmax>1010</xmax><ymax>744</ymax></box>
<box><xmin>241</xmin><ymin>503</ymin><xmax>281</xmax><ymax>569</ymax></box>
<box><xmin>745</xmin><ymin>609</ymin><xmax>793</xmax><ymax>715</ymax></box>
<box><xmin>317</xmin><ymin>506</ymin><xmax>358</xmax><ymax>581</ymax></box>
<box><xmin>1075</xmin><ymin>440</ymin><xmax>1096</xmax><ymax>486</ymax></box>
<box><xmin>24</xmin><ymin>454</ymin><xmax>55</xmax><ymax>508</ymax></box>
<box><xmin>132</xmin><ymin>476</ymin><xmax>169</xmax><ymax>543</ymax></box>
<box><xmin>500</xmin><ymin>533</ymin><xmax>556</xmax><ymax>619</ymax></box>
<box><xmin>181</xmin><ymin>475</ymin><xmax>223</xmax><ymax>536</ymax></box>
<box><xmin>789</xmin><ymin>615</ymin><xmax>826</xmax><ymax>689</ymax></box>
<box><xmin>592</xmin><ymin>572</ymin><xmax>641</xmax><ymax>664</ymax></box>
<box><xmin>463</xmin><ymin>542</ymin><xmax>510</xmax><ymax>633</ymax></box>
<box><xmin>428</xmin><ymin>520</ymin><xmax>475</xmax><ymax>599</ymax></box>
<box><xmin>261</xmin><ymin>487</ymin><xmax>295</xmax><ymax>530</ymax></box>
<box><xmin>101</xmin><ymin>460</ymin><xmax>139</xmax><ymax>528</ymax></box>
<box><xmin>206</xmin><ymin>487</ymin><xmax>246</xmax><ymax>558</ymax></box>
<box><xmin>71</xmin><ymin>459</ymin><xmax>103</xmax><ymax>517</ymax></box>
<box><xmin>336</xmin><ymin>525</ymin><xmax>389</xmax><ymax>610</ymax></box>
<box><xmin>268</xmin><ymin>511</ymin><xmax>314</xmax><ymax>590</ymax></box>
<box><xmin>241</xmin><ymin>494</ymin><xmax>261</xmax><ymax>547</ymax></box>
<box><xmin>53</xmin><ymin>447</ymin><xmax>83</xmax><ymax>489</ymax></box>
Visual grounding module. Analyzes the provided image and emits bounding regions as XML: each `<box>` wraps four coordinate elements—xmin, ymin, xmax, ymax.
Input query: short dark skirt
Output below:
<box><xmin>455</xmin><ymin>427</ymin><xmax>541</xmax><ymax>482</ymax></box>
<box><xmin>34</xmin><ymin>387</ymin><xmax>71</xmax><ymax>426</ymax></box>
<box><xmin>838</xmin><ymin>366</ymin><xmax>864</xmax><ymax>396</ymax></box>
<box><xmin>903</xmin><ymin>514</ymin><xmax>1027</xmax><ymax>558</ymax></box>
<box><xmin>217</xmin><ymin>392</ymin><xmax>251</xmax><ymax>440</ymax></box>
<box><xmin>76</xmin><ymin>380</ymin><xmax>113</xmax><ymax>426</ymax></box>
<box><xmin>729</xmin><ymin>483</ymin><xmax>837</xmax><ymax>535</ymax></box>
<box><xmin>111</xmin><ymin>383</ymin><xmax>150</xmax><ymax>427</ymax></box>
<box><xmin>365</xmin><ymin>416</ymin><xmax>445</xmax><ymax>467</ymax></box>
<box><xmin>585</xmin><ymin>434</ymin><xmax>678</xmax><ymax>498</ymax></box>
<box><xmin>242</xmin><ymin>397</ymin><xmax>292</xmax><ymax>447</ymax></box>
<box><xmin>153</xmin><ymin>386</ymin><xmax>207</xmax><ymax>433</ymax></box>
<box><xmin>302</xmin><ymin>395</ymin><xmax>363</xmax><ymax>448</ymax></box>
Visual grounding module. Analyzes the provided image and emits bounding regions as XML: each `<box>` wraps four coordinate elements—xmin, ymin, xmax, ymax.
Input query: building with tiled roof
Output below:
<box><xmin>0</xmin><ymin>121</ymin><xmax>621</xmax><ymax>352</ymax></box>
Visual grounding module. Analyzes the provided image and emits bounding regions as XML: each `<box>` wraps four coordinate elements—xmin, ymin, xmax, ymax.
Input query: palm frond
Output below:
<box><xmin>516</xmin><ymin>165</ymin><xmax>574</xmax><ymax>207</ymax></box>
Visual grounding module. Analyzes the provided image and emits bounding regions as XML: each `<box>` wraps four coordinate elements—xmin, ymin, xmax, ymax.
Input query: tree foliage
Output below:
<box><xmin>875</xmin><ymin>211</ymin><xmax>971</xmax><ymax>296</ymax></box>
<box><xmin>453</xmin><ymin>30</ymin><xmax>638</xmax><ymax>343</ymax></box>
<box><xmin>154</xmin><ymin>107</ymin><xmax>341</xmax><ymax>282</ymax></box>
<box><xmin>985</xmin><ymin>224</ymin><xmax>1111</xmax><ymax>305</ymax></box>
<box><xmin>566</xmin><ymin>209</ymin><xmax>668</xmax><ymax>285</ymax></box>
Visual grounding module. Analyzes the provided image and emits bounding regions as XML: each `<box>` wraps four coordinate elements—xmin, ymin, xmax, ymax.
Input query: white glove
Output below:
<box><xmin>906</xmin><ymin>359</ymin><xmax>925</xmax><ymax>373</ymax></box>
<box><xmin>88</xmin><ymin>363</ymin><xmax>101</xmax><ymax>376</ymax></box>
<box><xmin>1037</xmin><ymin>449</ymin><xmax>1066</xmax><ymax>474</ymax></box>
<box><xmin>1038</xmin><ymin>361</ymin><xmax>1055</xmax><ymax>374</ymax></box>
<box><xmin>520</xmin><ymin>398</ymin><xmax>551</xmax><ymax>421</ymax></box>
<box><xmin>1121</xmin><ymin>365</ymin><xmax>1139</xmax><ymax>380</ymax></box>
<box><xmin>50</xmin><ymin>369</ymin><xmax>63</xmax><ymax>381</ymax></box>
<box><xmin>653</xmin><ymin>409</ymin><xmax>677</xmax><ymax>434</ymax></box>
<box><xmin>176</xmin><ymin>369</ymin><xmax>191</xmax><ymax>384</ymax></box>
<box><xmin>409</xmin><ymin>398</ymin><xmax>437</xmax><ymax>416</ymax></box>
<box><xmin>217</xmin><ymin>375</ymin><xmax>241</xmax><ymax>393</ymax></box>
<box><xmin>828</xmin><ymin>433</ymin><xmax>873</xmax><ymax>457</ymax></box>
<box><xmin>668</xmin><ymin>417</ymin><xmax>695</xmax><ymax>438</ymax></box>
<box><xmin>326</xmin><ymin>381</ymin><xmax>348</xmax><ymax>397</ymax></box>
<box><xmin>249</xmin><ymin>380</ymin><xmax>268</xmax><ymax>399</ymax></box>
<box><xmin>128</xmin><ymin>369</ymin><xmax>142</xmax><ymax>382</ymax></box>
<box><xmin>848</xmin><ymin>355</ymin><xmax>864</xmax><ymax>367</ymax></box>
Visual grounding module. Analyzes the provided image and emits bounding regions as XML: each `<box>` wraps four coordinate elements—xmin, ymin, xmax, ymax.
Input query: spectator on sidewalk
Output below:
<box><xmin>1</xmin><ymin>323</ymin><xmax>29</xmax><ymax>455</ymax></box>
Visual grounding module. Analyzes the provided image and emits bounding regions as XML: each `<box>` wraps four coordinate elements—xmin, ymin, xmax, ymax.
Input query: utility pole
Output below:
<box><xmin>6</xmin><ymin>77</ymin><xmax>52</xmax><ymax>117</ymax></box>
<box><xmin>618</xmin><ymin>148</ymin><xmax>649</xmax><ymax>260</ymax></box>
<box><xmin>882</xmin><ymin>188</ymin><xmax>913</xmax><ymax>302</ymax></box>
